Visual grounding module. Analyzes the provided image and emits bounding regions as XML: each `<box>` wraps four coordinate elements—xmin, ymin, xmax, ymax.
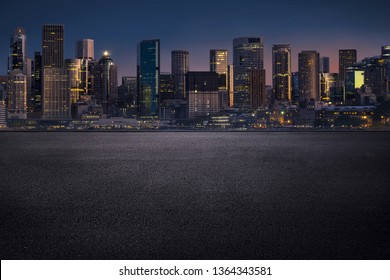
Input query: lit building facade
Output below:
<box><xmin>298</xmin><ymin>51</ymin><xmax>320</xmax><ymax>101</ymax></box>
<box><xmin>249</xmin><ymin>69</ymin><xmax>266</xmax><ymax>109</ymax></box>
<box><xmin>76</xmin><ymin>39</ymin><xmax>94</xmax><ymax>95</ymax></box>
<box><xmin>137</xmin><ymin>40</ymin><xmax>160</xmax><ymax>118</ymax></box>
<box><xmin>187</xmin><ymin>71</ymin><xmax>219</xmax><ymax>119</ymax></box>
<box><xmin>233</xmin><ymin>37</ymin><xmax>264</xmax><ymax>111</ymax></box>
<box><xmin>210</xmin><ymin>49</ymin><xmax>229</xmax><ymax>109</ymax></box>
<box><xmin>7</xmin><ymin>70</ymin><xmax>27</xmax><ymax>119</ymax></box>
<box><xmin>0</xmin><ymin>100</ymin><xmax>6</xmax><ymax>128</ymax></box>
<box><xmin>8</xmin><ymin>27</ymin><xmax>26</xmax><ymax>73</ymax></box>
<box><xmin>171</xmin><ymin>50</ymin><xmax>189</xmax><ymax>99</ymax></box>
<box><xmin>339</xmin><ymin>49</ymin><xmax>357</xmax><ymax>86</ymax></box>
<box><xmin>42</xmin><ymin>68</ymin><xmax>70</xmax><ymax>120</ymax></box>
<box><xmin>42</xmin><ymin>24</ymin><xmax>64</xmax><ymax>68</ymax></box>
<box><xmin>272</xmin><ymin>44</ymin><xmax>291</xmax><ymax>102</ymax></box>
<box><xmin>65</xmin><ymin>59</ymin><xmax>82</xmax><ymax>104</ymax></box>
<box><xmin>93</xmin><ymin>52</ymin><xmax>118</xmax><ymax>110</ymax></box>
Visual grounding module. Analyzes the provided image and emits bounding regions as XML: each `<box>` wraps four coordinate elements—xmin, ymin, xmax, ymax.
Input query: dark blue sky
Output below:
<box><xmin>1</xmin><ymin>0</ymin><xmax>389</xmax><ymax>84</ymax></box>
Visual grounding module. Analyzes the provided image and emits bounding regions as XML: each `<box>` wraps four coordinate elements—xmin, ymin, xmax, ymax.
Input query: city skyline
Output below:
<box><xmin>1</xmin><ymin>0</ymin><xmax>389</xmax><ymax>84</ymax></box>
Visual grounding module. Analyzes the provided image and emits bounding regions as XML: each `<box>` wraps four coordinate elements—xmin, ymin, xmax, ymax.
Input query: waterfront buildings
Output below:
<box><xmin>272</xmin><ymin>44</ymin><xmax>291</xmax><ymax>103</ymax></box>
<box><xmin>171</xmin><ymin>50</ymin><xmax>189</xmax><ymax>99</ymax></box>
<box><xmin>137</xmin><ymin>40</ymin><xmax>160</xmax><ymax>118</ymax></box>
<box><xmin>233</xmin><ymin>37</ymin><xmax>264</xmax><ymax>110</ymax></box>
<box><xmin>298</xmin><ymin>51</ymin><xmax>320</xmax><ymax>101</ymax></box>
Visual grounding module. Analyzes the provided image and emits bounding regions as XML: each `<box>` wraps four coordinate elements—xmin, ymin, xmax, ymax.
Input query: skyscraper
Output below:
<box><xmin>93</xmin><ymin>52</ymin><xmax>118</xmax><ymax>110</ymax></box>
<box><xmin>298</xmin><ymin>51</ymin><xmax>320</xmax><ymax>101</ymax></box>
<box><xmin>249</xmin><ymin>69</ymin><xmax>266</xmax><ymax>109</ymax></box>
<box><xmin>42</xmin><ymin>24</ymin><xmax>64</xmax><ymax>68</ymax></box>
<box><xmin>339</xmin><ymin>49</ymin><xmax>357</xmax><ymax>85</ymax></box>
<box><xmin>320</xmin><ymin>57</ymin><xmax>330</xmax><ymax>73</ymax></box>
<box><xmin>187</xmin><ymin>71</ymin><xmax>219</xmax><ymax>119</ymax></box>
<box><xmin>33</xmin><ymin>52</ymin><xmax>42</xmax><ymax>113</ymax></box>
<box><xmin>233</xmin><ymin>37</ymin><xmax>264</xmax><ymax>110</ymax></box>
<box><xmin>8</xmin><ymin>27</ymin><xmax>27</xmax><ymax>73</ymax></box>
<box><xmin>76</xmin><ymin>39</ymin><xmax>94</xmax><ymax>95</ymax></box>
<box><xmin>76</xmin><ymin>39</ymin><xmax>94</xmax><ymax>60</ymax></box>
<box><xmin>7</xmin><ymin>69</ymin><xmax>27</xmax><ymax>119</ymax></box>
<box><xmin>42</xmin><ymin>24</ymin><xmax>68</xmax><ymax>120</ymax></box>
<box><xmin>137</xmin><ymin>39</ymin><xmax>160</xmax><ymax>118</ymax></box>
<box><xmin>171</xmin><ymin>50</ymin><xmax>189</xmax><ymax>99</ymax></box>
<box><xmin>210</xmin><ymin>50</ymin><xmax>228</xmax><ymax>109</ymax></box>
<box><xmin>272</xmin><ymin>44</ymin><xmax>291</xmax><ymax>102</ymax></box>
<box><xmin>65</xmin><ymin>59</ymin><xmax>82</xmax><ymax>104</ymax></box>
<box><xmin>42</xmin><ymin>68</ymin><xmax>70</xmax><ymax>120</ymax></box>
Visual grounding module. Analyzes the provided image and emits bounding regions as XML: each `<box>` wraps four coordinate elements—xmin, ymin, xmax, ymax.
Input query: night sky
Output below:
<box><xmin>1</xmin><ymin>0</ymin><xmax>389</xmax><ymax>84</ymax></box>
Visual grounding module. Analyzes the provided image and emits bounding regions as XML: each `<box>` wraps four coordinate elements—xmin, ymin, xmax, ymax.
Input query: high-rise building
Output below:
<box><xmin>76</xmin><ymin>39</ymin><xmax>94</xmax><ymax>60</ymax></box>
<box><xmin>42</xmin><ymin>24</ymin><xmax>64</xmax><ymax>68</ymax></box>
<box><xmin>93</xmin><ymin>52</ymin><xmax>118</xmax><ymax>110</ymax></box>
<box><xmin>65</xmin><ymin>59</ymin><xmax>82</xmax><ymax>104</ymax></box>
<box><xmin>339</xmin><ymin>49</ymin><xmax>357</xmax><ymax>85</ymax></box>
<box><xmin>320</xmin><ymin>73</ymin><xmax>339</xmax><ymax>101</ymax></box>
<box><xmin>171</xmin><ymin>50</ymin><xmax>189</xmax><ymax>99</ymax></box>
<box><xmin>42</xmin><ymin>68</ymin><xmax>70</xmax><ymax>120</ymax></box>
<box><xmin>0</xmin><ymin>100</ymin><xmax>7</xmax><ymax>128</ymax></box>
<box><xmin>272</xmin><ymin>44</ymin><xmax>291</xmax><ymax>102</ymax></box>
<box><xmin>210</xmin><ymin>50</ymin><xmax>229</xmax><ymax>109</ymax></box>
<box><xmin>7</xmin><ymin>70</ymin><xmax>27</xmax><ymax>119</ymax></box>
<box><xmin>8</xmin><ymin>27</ymin><xmax>27</xmax><ymax>73</ymax></box>
<box><xmin>33</xmin><ymin>52</ymin><xmax>42</xmax><ymax>113</ymax></box>
<box><xmin>42</xmin><ymin>24</ymin><xmax>67</xmax><ymax>120</ymax></box>
<box><xmin>249</xmin><ymin>69</ymin><xmax>266</xmax><ymax>109</ymax></box>
<box><xmin>137</xmin><ymin>40</ymin><xmax>160</xmax><ymax>118</ymax></box>
<box><xmin>233</xmin><ymin>37</ymin><xmax>264</xmax><ymax>110</ymax></box>
<box><xmin>320</xmin><ymin>57</ymin><xmax>330</xmax><ymax>73</ymax></box>
<box><xmin>76</xmin><ymin>39</ymin><xmax>94</xmax><ymax>95</ymax></box>
<box><xmin>228</xmin><ymin>64</ymin><xmax>234</xmax><ymax>107</ymax></box>
<box><xmin>187</xmin><ymin>71</ymin><xmax>219</xmax><ymax>119</ymax></box>
<box><xmin>298</xmin><ymin>51</ymin><xmax>320</xmax><ymax>101</ymax></box>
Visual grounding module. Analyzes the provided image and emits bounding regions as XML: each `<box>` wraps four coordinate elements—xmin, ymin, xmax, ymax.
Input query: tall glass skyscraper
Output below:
<box><xmin>272</xmin><ymin>44</ymin><xmax>291</xmax><ymax>102</ymax></box>
<box><xmin>171</xmin><ymin>50</ymin><xmax>189</xmax><ymax>99</ymax></box>
<box><xmin>298</xmin><ymin>51</ymin><xmax>320</xmax><ymax>101</ymax></box>
<box><xmin>137</xmin><ymin>39</ymin><xmax>160</xmax><ymax>118</ymax></box>
<box><xmin>339</xmin><ymin>49</ymin><xmax>357</xmax><ymax>86</ymax></box>
<box><xmin>210</xmin><ymin>50</ymin><xmax>228</xmax><ymax>109</ymax></box>
<box><xmin>42</xmin><ymin>24</ymin><xmax>64</xmax><ymax>68</ymax></box>
<box><xmin>233</xmin><ymin>37</ymin><xmax>264</xmax><ymax>111</ymax></box>
<box><xmin>8</xmin><ymin>27</ymin><xmax>27</xmax><ymax>73</ymax></box>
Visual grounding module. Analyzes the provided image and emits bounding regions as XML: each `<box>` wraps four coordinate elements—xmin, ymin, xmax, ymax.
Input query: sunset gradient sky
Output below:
<box><xmin>1</xmin><ymin>0</ymin><xmax>389</xmax><ymax>84</ymax></box>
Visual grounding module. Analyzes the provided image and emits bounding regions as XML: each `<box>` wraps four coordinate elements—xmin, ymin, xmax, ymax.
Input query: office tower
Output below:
<box><xmin>24</xmin><ymin>58</ymin><xmax>33</xmax><ymax>112</ymax></box>
<box><xmin>339</xmin><ymin>49</ymin><xmax>357</xmax><ymax>85</ymax></box>
<box><xmin>233</xmin><ymin>37</ymin><xmax>264</xmax><ymax>110</ymax></box>
<box><xmin>76</xmin><ymin>39</ymin><xmax>94</xmax><ymax>95</ymax></box>
<box><xmin>0</xmin><ymin>100</ymin><xmax>6</xmax><ymax>128</ymax></box>
<box><xmin>291</xmin><ymin>72</ymin><xmax>299</xmax><ymax>102</ymax></box>
<box><xmin>93</xmin><ymin>52</ymin><xmax>118</xmax><ymax>110</ymax></box>
<box><xmin>0</xmin><ymin>76</ymin><xmax>7</xmax><ymax>101</ymax></box>
<box><xmin>8</xmin><ymin>27</ymin><xmax>27</xmax><ymax>73</ymax></box>
<box><xmin>33</xmin><ymin>52</ymin><xmax>42</xmax><ymax>113</ymax></box>
<box><xmin>159</xmin><ymin>73</ymin><xmax>177</xmax><ymax>120</ymax></box>
<box><xmin>7</xmin><ymin>70</ymin><xmax>27</xmax><ymax>119</ymax></box>
<box><xmin>171</xmin><ymin>50</ymin><xmax>189</xmax><ymax>99</ymax></box>
<box><xmin>76</xmin><ymin>39</ymin><xmax>94</xmax><ymax>60</ymax></box>
<box><xmin>42</xmin><ymin>68</ymin><xmax>70</xmax><ymax>120</ymax></box>
<box><xmin>228</xmin><ymin>64</ymin><xmax>234</xmax><ymax>107</ymax></box>
<box><xmin>382</xmin><ymin>45</ymin><xmax>390</xmax><ymax>58</ymax></box>
<box><xmin>298</xmin><ymin>51</ymin><xmax>320</xmax><ymax>101</ymax></box>
<box><xmin>272</xmin><ymin>44</ymin><xmax>291</xmax><ymax>102</ymax></box>
<box><xmin>65</xmin><ymin>59</ymin><xmax>82</xmax><ymax>104</ymax></box>
<box><xmin>187</xmin><ymin>71</ymin><xmax>219</xmax><ymax>119</ymax></box>
<box><xmin>210</xmin><ymin>49</ymin><xmax>228</xmax><ymax>109</ymax></box>
<box><xmin>42</xmin><ymin>24</ymin><xmax>67</xmax><ymax>120</ymax></box>
<box><xmin>360</xmin><ymin>56</ymin><xmax>388</xmax><ymax>99</ymax></box>
<box><xmin>320</xmin><ymin>73</ymin><xmax>339</xmax><ymax>101</ymax></box>
<box><xmin>42</xmin><ymin>24</ymin><xmax>64</xmax><ymax>68</ymax></box>
<box><xmin>320</xmin><ymin>57</ymin><xmax>330</xmax><ymax>73</ymax></box>
<box><xmin>249</xmin><ymin>69</ymin><xmax>266</xmax><ymax>109</ymax></box>
<box><xmin>121</xmin><ymin>76</ymin><xmax>137</xmax><ymax>106</ymax></box>
<box><xmin>137</xmin><ymin>40</ymin><xmax>160</xmax><ymax>117</ymax></box>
